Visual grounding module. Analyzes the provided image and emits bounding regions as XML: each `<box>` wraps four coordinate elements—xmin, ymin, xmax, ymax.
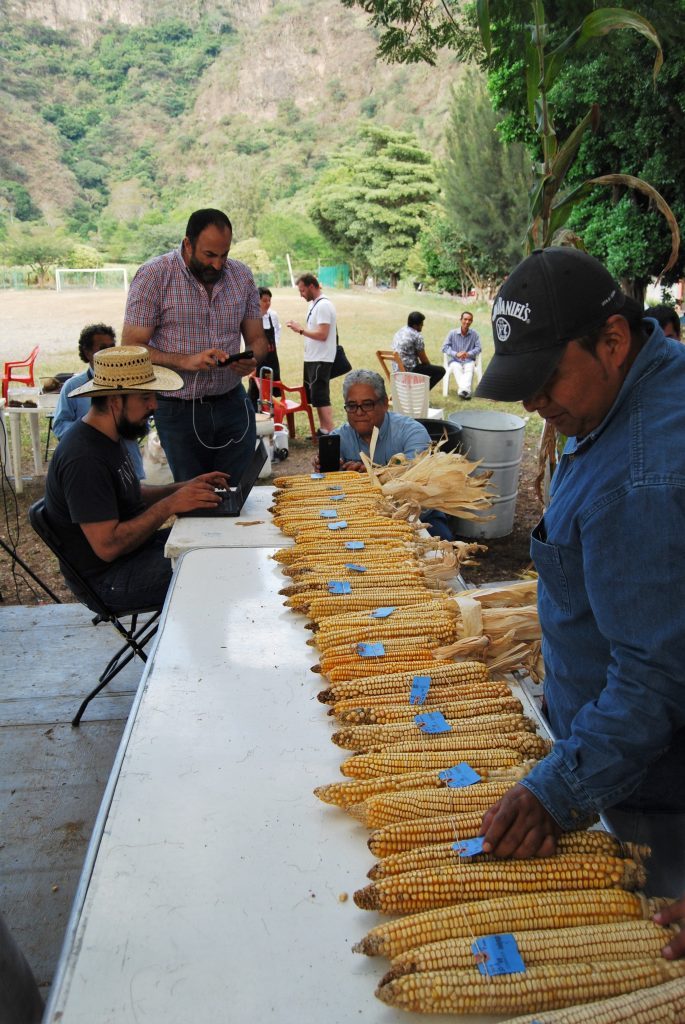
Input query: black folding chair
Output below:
<box><xmin>28</xmin><ymin>498</ymin><xmax>162</xmax><ymax>727</ymax></box>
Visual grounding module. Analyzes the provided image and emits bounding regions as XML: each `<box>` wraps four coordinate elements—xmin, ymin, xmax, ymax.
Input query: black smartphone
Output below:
<box><xmin>318</xmin><ymin>433</ymin><xmax>341</xmax><ymax>472</ymax></box>
<box><xmin>224</xmin><ymin>349</ymin><xmax>253</xmax><ymax>365</ymax></box>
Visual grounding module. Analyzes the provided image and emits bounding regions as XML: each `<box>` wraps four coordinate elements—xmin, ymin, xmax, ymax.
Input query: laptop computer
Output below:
<box><xmin>180</xmin><ymin>440</ymin><xmax>268</xmax><ymax>517</ymax></box>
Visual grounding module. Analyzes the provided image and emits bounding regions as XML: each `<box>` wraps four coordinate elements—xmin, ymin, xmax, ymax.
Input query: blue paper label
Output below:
<box><xmin>310</xmin><ymin>473</ymin><xmax>324</xmax><ymax>479</ymax></box>
<box><xmin>439</xmin><ymin>763</ymin><xmax>482</xmax><ymax>788</ymax></box>
<box><xmin>327</xmin><ymin>484</ymin><xmax>343</xmax><ymax>491</ymax></box>
<box><xmin>345</xmin><ymin>540</ymin><xmax>365</xmax><ymax>550</ymax></box>
<box><xmin>357</xmin><ymin>642</ymin><xmax>385</xmax><ymax>657</ymax></box>
<box><xmin>370</xmin><ymin>606</ymin><xmax>397</xmax><ymax>618</ymax></box>
<box><xmin>452</xmin><ymin>836</ymin><xmax>486</xmax><ymax>858</ymax></box>
<box><xmin>409</xmin><ymin>675</ymin><xmax>431</xmax><ymax>705</ymax></box>
<box><xmin>328</xmin><ymin>581</ymin><xmax>352</xmax><ymax>595</ymax></box>
<box><xmin>471</xmin><ymin>934</ymin><xmax>526</xmax><ymax>977</ymax></box>
<box><xmin>415</xmin><ymin>710</ymin><xmax>452</xmax><ymax>734</ymax></box>
<box><xmin>328</xmin><ymin>520</ymin><xmax>348</xmax><ymax>531</ymax></box>
<box><xmin>330</xmin><ymin>494</ymin><xmax>346</xmax><ymax>501</ymax></box>
<box><xmin>344</xmin><ymin>563</ymin><xmax>367</xmax><ymax>573</ymax></box>
<box><xmin>320</xmin><ymin>509</ymin><xmax>338</xmax><ymax>519</ymax></box>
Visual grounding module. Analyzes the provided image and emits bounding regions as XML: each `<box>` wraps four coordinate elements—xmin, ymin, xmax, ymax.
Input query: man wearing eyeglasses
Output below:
<box><xmin>327</xmin><ymin>368</ymin><xmax>430</xmax><ymax>471</ymax></box>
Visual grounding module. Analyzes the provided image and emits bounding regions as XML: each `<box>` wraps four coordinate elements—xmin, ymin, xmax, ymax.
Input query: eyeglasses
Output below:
<box><xmin>343</xmin><ymin>399</ymin><xmax>381</xmax><ymax>414</ymax></box>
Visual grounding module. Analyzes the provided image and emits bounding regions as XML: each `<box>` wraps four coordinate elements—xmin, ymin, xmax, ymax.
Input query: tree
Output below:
<box><xmin>418</xmin><ymin>213</ymin><xmax>504</xmax><ymax>297</ymax></box>
<box><xmin>442</xmin><ymin>68</ymin><xmax>530</xmax><ymax>280</ymax></box>
<box><xmin>1</xmin><ymin>226</ymin><xmax>74</xmax><ymax>285</ymax></box>
<box><xmin>309</xmin><ymin>125</ymin><xmax>439</xmax><ymax>286</ymax></box>
<box><xmin>341</xmin><ymin>0</ymin><xmax>681</xmax><ymax>293</ymax></box>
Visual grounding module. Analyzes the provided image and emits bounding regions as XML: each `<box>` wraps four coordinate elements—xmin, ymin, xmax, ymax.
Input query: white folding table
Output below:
<box><xmin>164</xmin><ymin>485</ymin><xmax>293</xmax><ymax>565</ymax></box>
<box><xmin>45</xmin><ymin>547</ymin><xmax>505</xmax><ymax>1024</ymax></box>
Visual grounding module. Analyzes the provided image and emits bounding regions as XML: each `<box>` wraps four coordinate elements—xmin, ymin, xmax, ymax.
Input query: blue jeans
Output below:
<box><xmin>154</xmin><ymin>385</ymin><xmax>256</xmax><ymax>483</ymax></box>
<box><xmin>73</xmin><ymin>530</ymin><xmax>172</xmax><ymax>614</ymax></box>
<box><xmin>602</xmin><ymin>807</ymin><xmax>685</xmax><ymax>898</ymax></box>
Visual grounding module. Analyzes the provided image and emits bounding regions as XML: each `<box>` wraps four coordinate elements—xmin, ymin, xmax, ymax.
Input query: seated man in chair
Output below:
<box><xmin>317</xmin><ymin>368</ymin><xmax>453</xmax><ymax>540</ymax></box>
<box><xmin>44</xmin><ymin>346</ymin><xmax>230</xmax><ymax>613</ymax></box>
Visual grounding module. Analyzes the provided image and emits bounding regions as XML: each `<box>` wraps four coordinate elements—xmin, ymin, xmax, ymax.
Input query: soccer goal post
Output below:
<box><xmin>55</xmin><ymin>267</ymin><xmax>129</xmax><ymax>292</ymax></box>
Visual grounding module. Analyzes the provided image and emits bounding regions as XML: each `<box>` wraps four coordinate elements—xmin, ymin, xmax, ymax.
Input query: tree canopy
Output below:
<box><xmin>309</xmin><ymin>125</ymin><xmax>439</xmax><ymax>284</ymax></box>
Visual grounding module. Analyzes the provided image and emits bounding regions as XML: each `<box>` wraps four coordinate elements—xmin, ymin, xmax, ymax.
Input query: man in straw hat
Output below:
<box><xmin>44</xmin><ymin>346</ymin><xmax>230</xmax><ymax>612</ymax></box>
<box><xmin>473</xmin><ymin>246</ymin><xmax>685</xmax><ymax>899</ymax></box>
<box><xmin>122</xmin><ymin>208</ymin><xmax>268</xmax><ymax>483</ymax></box>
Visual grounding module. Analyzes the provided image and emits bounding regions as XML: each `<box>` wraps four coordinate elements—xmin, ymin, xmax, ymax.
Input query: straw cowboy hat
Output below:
<box><xmin>69</xmin><ymin>346</ymin><xmax>183</xmax><ymax>397</ymax></box>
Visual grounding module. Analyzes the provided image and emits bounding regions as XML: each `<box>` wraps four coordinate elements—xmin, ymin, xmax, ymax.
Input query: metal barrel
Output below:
<box><xmin>448</xmin><ymin>409</ymin><xmax>526</xmax><ymax>538</ymax></box>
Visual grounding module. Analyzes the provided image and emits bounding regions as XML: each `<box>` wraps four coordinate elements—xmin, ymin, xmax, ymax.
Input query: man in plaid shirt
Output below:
<box><xmin>122</xmin><ymin>208</ymin><xmax>268</xmax><ymax>482</ymax></box>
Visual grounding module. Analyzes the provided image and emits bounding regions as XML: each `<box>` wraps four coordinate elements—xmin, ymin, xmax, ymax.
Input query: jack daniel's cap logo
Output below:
<box><xmin>476</xmin><ymin>247</ymin><xmax>625</xmax><ymax>402</ymax></box>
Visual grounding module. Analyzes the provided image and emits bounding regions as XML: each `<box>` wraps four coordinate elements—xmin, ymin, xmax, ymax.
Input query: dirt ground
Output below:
<box><xmin>0</xmin><ymin>431</ymin><xmax>540</xmax><ymax>606</ymax></box>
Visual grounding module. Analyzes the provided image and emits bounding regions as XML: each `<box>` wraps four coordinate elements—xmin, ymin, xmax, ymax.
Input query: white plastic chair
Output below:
<box><xmin>442</xmin><ymin>352</ymin><xmax>483</xmax><ymax>397</ymax></box>
<box><xmin>391</xmin><ymin>372</ymin><xmax>429</xmax><ymax>418</ymax></box>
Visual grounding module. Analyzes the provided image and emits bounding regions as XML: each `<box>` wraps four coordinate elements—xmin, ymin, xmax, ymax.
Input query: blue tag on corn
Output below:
<box><xmin>330</xmin><ymin>494</ymin><xmax>346</xmax><ymax>501</ymax></box>
<box><xmin>439</xmin><ymin>763</ymin><xmax>482</xmax><ymax>788</ymax></box>
<box><xmin>345</xmin><ymin>540</ymin><xmax>364</xmax><ymax>550</ymax></box>
<box><xmin>409</xmin><ymin>675</ymin><xmax>431</xmax><ymax>705</ymax></box>
<box><xmin>415</xmin><ymin>710</ymin><xmax>451</xmax><ymax>734</ymax></box>
<box><xmin>370</xmin><ymin>607</ymin><xmax>396</xmax><ymax>618</ymax></box>
<box><xmin>357</xmin><ymin>642</ymin><xmax>385</xmax><ymax>657</ymax></box>
<box><xmin>328</xmin><ymin>520</ymin><xmax>348</xmax><ymax>531</ymax></box>
<box><xmin>345</xmin><ymin>563</ymin><xmax>367</xmax><ymax>573</ymax></box>
<box><xmin>452</xmin><ymin>835</ymin><xmax>485</xmax><ymax>858</ymax></box>
<box><xmin>310</xmin><ymin>473</ymin><xmax>324</xmax><ymax>479</ymax></box>
<box><xmin>471</xmin><ymin>934</ymin><xmax>526</xmax><ymax>977</ymax></box>
<box><xmin>328</xmin><ymin>581</ymin><xmax>352</xmax><ymax>595</ymax></box>
<box><xmin>320</xmin><ymin>509</ymin><xmax>337</xmax><ymax>519</ymax></box>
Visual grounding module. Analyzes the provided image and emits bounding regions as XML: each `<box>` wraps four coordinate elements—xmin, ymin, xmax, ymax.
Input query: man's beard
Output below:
<box><xmin>188</xmin><ymin>255</ymin><xmax>222</xmax><ymax>284</ymax></box>
<box><xmin>118</xmin><ymin>414</ymin><xmax>151</xmax><ymax>441</ymax></box>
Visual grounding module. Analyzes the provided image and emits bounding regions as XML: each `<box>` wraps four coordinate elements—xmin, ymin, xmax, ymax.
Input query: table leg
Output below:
<box><xmin>8</xmin><ymin>412</ymin><xmax>23</xmax><ymax>494</ymax></box>
<box><xmin>0</xmin><ymin>410</ymin><xmax>11</xmax><ymax>481</ymax></box>
<box><xmin>27</xmin><ymin>411</ymin><xmax>43</xmax><ymax>474</ymax></box>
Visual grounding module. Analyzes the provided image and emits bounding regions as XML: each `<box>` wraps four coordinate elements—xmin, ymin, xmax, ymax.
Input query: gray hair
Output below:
<box><xmin>342</xmin><ymin>369</ymin><xmax>387</xmax><ymax>402</ymax></box>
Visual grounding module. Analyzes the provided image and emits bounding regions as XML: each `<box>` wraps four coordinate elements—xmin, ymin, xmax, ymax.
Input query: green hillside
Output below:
<box><xmin>0</xmin><ymin>0</ymin><xmax>458</xmax><ymax>273</ymax></box>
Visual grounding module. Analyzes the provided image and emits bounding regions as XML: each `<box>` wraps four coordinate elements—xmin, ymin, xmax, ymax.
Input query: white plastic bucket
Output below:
<box><xmin>448</xmin><ymin>409</ymin><xmax>526</xmax><ymax>538</ymax></box>
<box><xmin>255</xmin><ymin>413</ymin><xmax>274</xmax><ymax>478</ymax></box>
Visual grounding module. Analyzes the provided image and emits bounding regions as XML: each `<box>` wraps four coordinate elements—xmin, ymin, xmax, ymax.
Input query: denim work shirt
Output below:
<box><xmin>333</xmin><ymin>411</ymin><xmax>430</xmax><ymax>464</ymax></box>
<box><xmin>522</xmin><ymin>322</ymin><xmax>685</xmax><ymax>828</ymax></box>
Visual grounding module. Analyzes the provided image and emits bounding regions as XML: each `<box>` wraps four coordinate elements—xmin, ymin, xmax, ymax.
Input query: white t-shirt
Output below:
<box><xmin>304</xmin><ymin>296</ymin><xmax>336</xmax><ymax>363</ymax></box>
<box><xmin>262</xmin><ymin>309</ymin><xmax>281</xmax><ymax>345</ymax></box>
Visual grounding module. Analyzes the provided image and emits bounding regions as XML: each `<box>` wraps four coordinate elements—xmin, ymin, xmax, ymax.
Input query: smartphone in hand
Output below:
<box><xmin>318</xmin><ymin>433</ymin><xmax>341</xmax><ymax>472</ymax></box>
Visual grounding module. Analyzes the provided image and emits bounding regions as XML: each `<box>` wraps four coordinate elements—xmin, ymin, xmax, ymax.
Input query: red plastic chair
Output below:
<box><xmin>2</xmin><ymin>345</ymin><xmax>40</xmax><ymax>402</ymax></box>
<box><xmin>273</xmin><ymin>380</ymin><xmax>317</xmax><ymax>443</ymax></box>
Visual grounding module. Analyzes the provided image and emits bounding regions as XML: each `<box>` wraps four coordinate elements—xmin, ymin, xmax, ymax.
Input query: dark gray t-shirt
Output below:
<box><xmin>45</xmin><ymin>420</ymin><xmax>145</xmax><ymax>581</ymax></box>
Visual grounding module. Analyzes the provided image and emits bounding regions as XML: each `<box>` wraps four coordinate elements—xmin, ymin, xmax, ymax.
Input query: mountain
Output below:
<box><xmin>0</xmin><ymin>0</ymin><xmax>459</xmax><ymax>259</ymax></box>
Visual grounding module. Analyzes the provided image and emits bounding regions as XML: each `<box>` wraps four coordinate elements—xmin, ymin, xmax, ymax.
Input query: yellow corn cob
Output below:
<box><xmin>388</xmin><ymin>919</ymin><xmax>676</xmax><ymax>976</ymax></box>
<box><xmin>355</xmin><ymin>856</ymin><xmax>646</xmax><ymax>914</ymax></box>
<box><xmin>318</xmin><ymin>661</ymin><xmax>490</xmax><ymax>702</ymax></box>
<box><xmin>286</xmin><ymin>583</ymin><xmax>436</xmax><ymax>612</ymax></box>
<box><xmin>281</xmin><ymin>569</ymin><xmax>430</xmax><ymax>596</ymax></box>
<box><xmin>273</xmin><ymin>471</ymin><xmax>369</xmax><ymax>488</ymax></box>
<box><xmin>312</xmin><ymin>617</ymin><xmax>458</xmax><ymax>651</ymax></box>
<box><xmin>331</xmin><ymin>694</ymin><xmax>522</xmax><ymax>731</ymax></box>
<box><xmin>286</xmin><ymin>551</ymin><xmax>423</xmax><ymax>572</ymax></box>
<box><xmin>306</xmin><ymin>593</ymin><xmax>444</xmax><ymax>620</ymax></box>
<box><xmin>503</xmin><ymin>976</ymin><xmax>685</xmax><ymax>1024</ymax></box>
<box><xmin>341</xmin><ymin>747</ymin><xmax>528</xmax><ymax>778</ymax></box>
<box><xmin>313</xmin><ymin>762</ymin><xmax>533</xmax><ymax>809</ymax></box>
<box><xmin>335</xmin><ymin>719</ymin><xmax>536</xmax><ymax>754</ymax></box>
<box><xmin>369</xmin><ymin>832</ymin><xmax>642</xmax><ymax>878</ymax></box>
<box><xmin>287</xmin><ymin>519</ymin><xmax>418</xmax><ymax>537</ymax></box>
<box><xmin>352</xmin><ymin>731</ymin><xmax>550</xmax><ymax>759</ymax></box>
<box><xmin>318</xmin><ymin>633</ymin><xmax>447</xmax><ymax>666</ymax></box>
<box><xmin>354</xmin><ymin>889</ymin><xmax>655</xmax><ymax>957</ymax></box>
<box><xmin>273</xmin><ymin>539</ymin><xmax>414</xmax><ymax>565</ymax></box>
<box><xmin>375</xmin><ymin>959</ymin><xmax>685</xmax><ymax>1015</ymax></box>
<box><xmin>314</xmin><ymin>599</ymin><xmax>450</xmax><ymax>628</ymax></box>
<box><xmin>330</xmin><ymin>680</ymin><xmax>513</xmax><ymax>718</ymax></box>
<box><xmin>352</xmin><ymin>781</ymin><xmax>531</xmax><ymax>827</ymax></box>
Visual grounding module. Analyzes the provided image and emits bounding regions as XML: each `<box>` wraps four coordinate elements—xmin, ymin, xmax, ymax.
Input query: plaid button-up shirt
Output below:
<box><xmin>124</xmin><ymin>246</ymin><xmax>261</xmax><ymax>399</ymax></box>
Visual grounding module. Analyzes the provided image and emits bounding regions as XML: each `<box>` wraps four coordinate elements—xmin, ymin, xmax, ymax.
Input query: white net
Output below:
<box><xmin>55</xmin><ymin>267</ymin><xmax>128</xmax><ymax>291</ymax></box>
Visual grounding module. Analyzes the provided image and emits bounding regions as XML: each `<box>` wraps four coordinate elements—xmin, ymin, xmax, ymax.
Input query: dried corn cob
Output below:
<box><xmin>503</xmin><ymin>976</ymin><xmax>685</xmax><ymax>1024</ymax></box>
<box><xmin>354</xmin><ymin>889</ymin><xmax>655</xmax><ymax>957</ymax></box>
<box><xmin>318</xmin><ymin>661</ymin><xmax>490</xmax><ymax>702</ymax></box>
<box><xmin>353</xmin><ymin>781</ymin><xmax>534</xmax><ymax>827</ymax></box>
<box><xmin>331</xmin><ymin>694</ymin><xmax>522</xmax><ymax>731</ymax></box>
<box><xmin>345</xmin><ymin>731</ymin><xmax>549</xmax><ymax>763</ymax></box>
<box><xmin>388</xmin><ymin>919</ymin><xmax>675</xmax><ymax>976</ymax></box>
<box><xmin>281</xmin><ymin>569</ymin><xmax>432</xmax><ymax>597</ymax></box>
<box><xmin>369</xmin><ymin>833</ymin><xmax>644</xmax><ymax>878</ymax></box>
<box><xmin>335</xmin><ymin>720</ymin><xmax>536</xmax><ymax>755</ymax></box>
<box><xmin>367</xmin><ymin>813</ymin><xmax>505</xmax><ymax>857</ymax></box>
<box><xmin>312</xmin><ymin>616</ymin><xmax>459</xmax><ymax>651</ymax></box>
<box><xmin>330</xmin><ymin>680</ymin><xmax>513</xmax><ymax>718</ymax></box>
<box><xmin>273</xmin><ymin>539</ymin><xmax>414</xmax><ymax>565</ymax></box>
<box><xmin>318</xmin><ymin>634</ymin><xmax>448</xmax><ymax>670</ymax></box>
<box><xmin>273</xmin><ymin>470</ymin><xmax>369</xmax><ymax>488</ymax></box>
<box><xmin>341</xmin><ymin>747</ymin><xmax>529</xmax><ymax>778</ymax></box>
<box><xmin>314</xmin><ymin>762</ymin><xmax>533</xmax><ymax>809</ymax></box>
<box><xmin>375</xmin><ymin>959</ymin><xmax>685</xmax><ymax>1015</ymax></box>
<box><xmin>295</xmin><ymin>590</ymin><xmax>441</xmax><ymax>619</ymax></box>
<box><xmin>354</xmin><ymin>856</ymin><xmax>646</xmax><ymax>914</ymax></box>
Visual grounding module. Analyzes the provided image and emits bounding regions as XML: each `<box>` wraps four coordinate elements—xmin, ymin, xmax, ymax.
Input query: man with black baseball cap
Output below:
<box><xmin>476</xmin><ymin>247</ymin><xmax>685</xmax><ymax>902</ymax></box>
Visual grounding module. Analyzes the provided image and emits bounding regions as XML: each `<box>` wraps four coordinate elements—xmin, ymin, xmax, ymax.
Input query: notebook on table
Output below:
<box><xmin>179</xmin><ymin>440</ymin><xmax>268</xmax><ymax>518</ymax></box>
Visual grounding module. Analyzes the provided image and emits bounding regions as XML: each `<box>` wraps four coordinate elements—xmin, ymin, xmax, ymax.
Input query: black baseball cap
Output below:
<box><xmin>476</xmin><ymin>247</ymin><xmax>626</xmax><ymax>402</ymax></box>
